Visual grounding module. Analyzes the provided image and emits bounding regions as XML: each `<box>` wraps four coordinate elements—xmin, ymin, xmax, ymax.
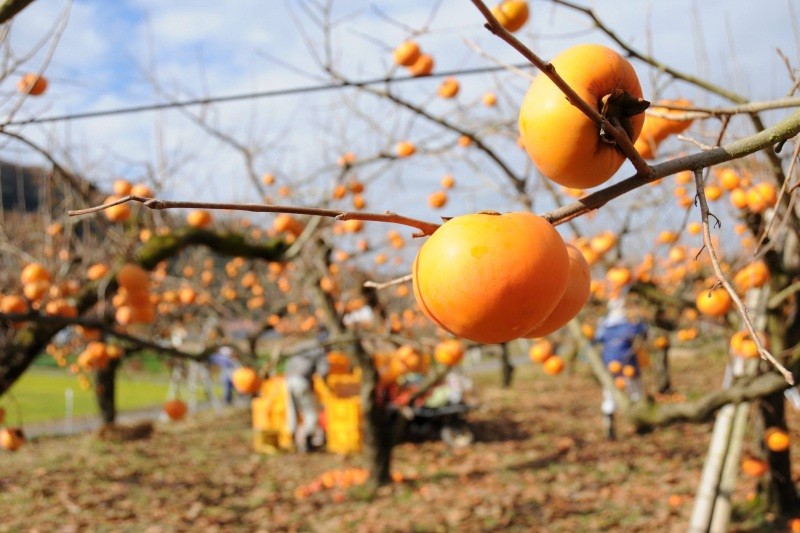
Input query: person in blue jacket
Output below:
<box><xmin>594</xmin><ymin>297</ymin><xmax>647</xmax><ymax>440</ymax></box>
<box><xmin>209</xmin><ymin>346</ymin><xmax>237</xmax><ymax>404</ymax></box>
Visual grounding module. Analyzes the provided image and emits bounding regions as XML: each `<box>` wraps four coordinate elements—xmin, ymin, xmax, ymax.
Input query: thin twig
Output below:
<box><xmin>644</xmin><ymin>97</ymin><xmax>800</xmax><ymax>120</ymax></box>
<box><xmin>363</xmin><ymin>274</ymin><xmax>413</xmax><ymax>290</ymax></box>
<box><xmin>68</xmin><ymin>195</ymin><xmax>441</xmax><ymax>237</ymax></box>
<box><xmin>693</xmin><ymin>169</ymin><xmax>794</xmax><ymax>385</ymax></box>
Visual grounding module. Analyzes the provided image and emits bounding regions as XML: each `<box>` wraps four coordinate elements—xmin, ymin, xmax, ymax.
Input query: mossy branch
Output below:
<box><xmin>542</xmin><ymin>109</ymin><xmax>800</xmax><ymax>225</ymax></box>
<box><xmin>630</xmin><ymin>370</ymin><xmax>794</xmax><ymax>430</ymax></box>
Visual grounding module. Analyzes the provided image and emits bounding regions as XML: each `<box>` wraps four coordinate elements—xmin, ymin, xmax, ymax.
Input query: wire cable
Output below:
<box><xmin>4</xmin><ymin>62</ymin><xmax>534</xmax><ymax>127</ymax></box>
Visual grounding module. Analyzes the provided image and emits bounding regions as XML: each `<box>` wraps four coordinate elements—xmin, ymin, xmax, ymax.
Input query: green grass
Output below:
<box><xmin>1</xmin><ymin>368</ymin><xmax>220</xmax><ymax>425</ymax></box>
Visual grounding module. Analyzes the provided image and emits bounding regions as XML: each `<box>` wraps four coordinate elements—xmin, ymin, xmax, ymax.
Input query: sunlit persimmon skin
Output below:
<box><xmin>412</xmin><ymin>211</ymin><xmax>569</xmax><ymax>344</ymax></box>
<box><xmin>519</xmin><ymin>44</ymin><xmax>644</xmax><ymax>189</ymax></box>
<box><xmin>525</xmin><ymin>244</ymin><xmax>591</xmax><ymax>337</ymax></box>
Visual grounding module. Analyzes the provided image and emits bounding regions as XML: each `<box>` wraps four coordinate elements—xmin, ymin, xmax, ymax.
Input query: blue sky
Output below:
<box><xmin>2</xmin><ymin>0</ymin><xmax>799</xmax><ymax>263</ymax></box>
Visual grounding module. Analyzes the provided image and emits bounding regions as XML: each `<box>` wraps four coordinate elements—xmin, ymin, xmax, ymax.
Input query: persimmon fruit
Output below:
<box><xmin>525</xmin><ymin>244</ymin><xmax>590</xmax><ymax>337</ymax></box>
<box><xmin>187</xmin><ymin>209</ymin><xmax>213</xmax><ymax>228</ymax></box>
<box><xmin>18</xmin><ymin>73</ymin><xmax>47</xmax><ymax>96</ymax></box>
<box><xmin>408</xmin><ymin>54</ymin><xmax>434</xmax><ymax>77</ymax></box>
<box><xmin>528</xmin><ymin>339</ymin><xmax>553</xmax><ymax>363</ymax></box>
<box><xmin>519</xmin><ymin>44</ymin><xmax>646</xmax><ymax>189</ymax></box>
<box><xmin>393</xmin><ymin>41</ymin><xmax>421</xmax><ymax>67</ymax></box>
<box><xmin>412</xmin><ymin>211</ymin><xmax>569</xmax><ymax>344</ymax></box>
<box><xmin>765</xmin><ymin>427</ymin><xmax>790</xmax><ymax>452</ymax></box>
<box><xmin>0</xmin><ymin>428</ymin><xmax>24</xmax><ymax>451</ymax></box>
<box><xmin>434</xmin><ymin>339</ymin><xmax>465</xmax><ymax>366</ymax></box>
<box><xmin>163</xmin><ymin>399</ymin><xmax>188</xmax><ymax>421</ymax></box>
<box><xmin>232</xmin><ymin>367</ymin><xmax>261</xmax><ymax>394</ymax></box>
<box><xmin>490</xmin><ymin>0</ymin><xmax>529</xmax><ymax>32</ymax></box>
<box><xmin>696</xmin><ymin>287</ymin><xmax>731</xmax><ymax>317</ymax></box>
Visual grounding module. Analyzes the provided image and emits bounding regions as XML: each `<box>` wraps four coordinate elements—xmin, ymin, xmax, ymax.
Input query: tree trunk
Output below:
<box><xmin>759</xmin><ymin>391</ymin><xmax>799</xmax><ymax>515</ymax></box>
<box><xmin>94</xmin><ymin>358</ymin><xmax>121</xmax><ymax>425</ymax></box>
<box><xmin>500</xmin><ymin>342</ymin><xmax>514</xmax><ymax>388</ymax></box>
<box><xmin>652</xmin><ymin>347</ymin><xmax>672</xmax><ymax>394</ymax></box>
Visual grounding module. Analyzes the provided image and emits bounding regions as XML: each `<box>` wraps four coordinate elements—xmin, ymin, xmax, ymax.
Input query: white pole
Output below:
<box><xmin>65</xmin><ymin>388</ymin><xmax>73</xmax><ymax>433</ymax></box>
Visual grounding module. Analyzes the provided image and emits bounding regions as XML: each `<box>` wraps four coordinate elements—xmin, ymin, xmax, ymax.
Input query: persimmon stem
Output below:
<box><xmin>68</xmin><ymin>195</ymin><xmax>442</xmax><ymax>237</ymax></box>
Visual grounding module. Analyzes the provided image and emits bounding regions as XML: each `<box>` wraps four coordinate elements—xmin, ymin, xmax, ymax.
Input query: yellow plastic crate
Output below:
<box><xmin>251</xmin><ymin>377</ymin><xmax>294</xmax><ymax>452</ymax></box>
<box><xmin>324</xmin><ymin>396</ymin><xmax>362</xmax><ymax>454</ymax></box>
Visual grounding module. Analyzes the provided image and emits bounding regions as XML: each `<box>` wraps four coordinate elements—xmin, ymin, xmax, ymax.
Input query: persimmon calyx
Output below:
<box><xmin>598</xmin><ymin>89</ymin><xmax>650</xmax><ymax>144</ymax></box>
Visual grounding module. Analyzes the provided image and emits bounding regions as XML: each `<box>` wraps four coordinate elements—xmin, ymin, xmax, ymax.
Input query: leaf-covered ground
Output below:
<box><xmin>1</xmin><ymin>352</ymin><xmax>797</xmax><ymax>532</ymax></box>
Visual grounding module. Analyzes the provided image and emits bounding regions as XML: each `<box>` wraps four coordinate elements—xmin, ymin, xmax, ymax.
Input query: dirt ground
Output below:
<box><xmin>1</xmin><ymin>352</ymin><xmax>798</xmax><ymax>532</ymax></box>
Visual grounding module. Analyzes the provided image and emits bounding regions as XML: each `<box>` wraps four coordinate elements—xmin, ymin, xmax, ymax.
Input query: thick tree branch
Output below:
<box><xmin>630</xmin><ymin>371</ymin><xmax>792</xmax><ymax>429</ymax></box>
<box><xmin>542</xmin><ymin>109</ymin><xmax>800</xmax><ymax>226</ymax></box>
<box><xmin>0</xmin><ymin>0</ymin><xmax>35</xmax><ymax>24</ymax></box>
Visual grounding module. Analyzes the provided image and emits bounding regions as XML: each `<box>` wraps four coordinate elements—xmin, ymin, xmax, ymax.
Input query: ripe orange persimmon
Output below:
<box><xmin>765</xmin><ymin>427</ymin><xmax>790</xmax><ymax>452</ymax></box>
<box><xmin>607</xmin><ymin>360</ymin><xmax>622</xmax><ymax>374</ymax></box>
<box><xmin>437</xmin><ymin>77</ymin><xmax>459</xmax><ymax>99</ymax></box>
<box><xmin>427</xmin><ymin>190</ymin><xmax>447</xmax><ymax>209</ymax></box>
<box><xmin>113</xmin><ymin>179</ymin><xmax>132</xmax><ymax>196</ymax></box>
<box><xmin>1</xmin><ymin>295</ymin><xmax>28</xmax><ymax>326</ymax></box>
<box><xmin>653</xmin><ymin>336</ymin><xmax>670</xmax><ymax>350</ymax></box>
<box><xmin>130</xmin><ymin>183</ymin><xmax>154</xmax><ymax>197</ymax></box>
<box><xmin>104</xmin><ymin>195</ymin><xmax>131</xmax><ymax>222</ymax></box>
<box><xmin>696</xmin><ymin>287</ymin><xmax>731</xmax><ymax>317</ymax></box>
<box><xmin>163</xmin><ymin>399</ymin><xmax>188</xmax><ymax>421</ymax></box>
<box><xmin>730</xmin><ymin>188</ymin><xmax>748</xmax><ymax>209</ymax></box>
<box><xmin>347</xmin><ymin>179</ymin><xmax>364</xmax><ymax>194</ymax></box>
<box><xmin>393</xmin><ymin>41</ymin><xmax>421</xmax><ymax>67</ymax></box>
<box><xmin>733</xmin><ymin>260</ymin><xmax>770</xmax><ymax>293</ymax></box>
<box><xmin>1</xmin><ymin>294</ymin><xmax>28</xmax><ymax>315</ymax></box>
<box><xmin>440</xmin><ymin>174</ymin><xmax>455</xmax><ymax>189</ymax></box>
<box><xmin>117</xmin><ymin>264</ymin><xmax>149</xmax><ymax>292</ymax></box>
<box><xmin>741</xmin><ymin>457</ymin><xmax>768</xmax><ymax>477</ymax></box>
<box><xmin>606</xmin><ymin>266</ymin><xmax>632</xmax><ymax>289</ymax></box>
<box><xmin>187</xmin><ymin>209</ymin><xmax>212</xmax><ymax>228</ymax></box>
<box><xmin>21</xmin><ymin>262</ymin><xmax>51</xmax><ymax>285</ymax></box>
<box><xmin>589</xmin><ymin>231</ymin><xmax>616</xmax><ymax>255</ymax></box>
<box><xmin>542</xmin><ymin>355</ymin><xmax>565</xmax><ymax>375</ymax></box>
<box><xmin>730</xmin><ymin>330</ymin><xmax>766</xmax><ymax>358</ymax></box>
<box><xmin>232</xmin><ymin>367</ymin><xmax>261</xmax><ymax>394</ymax></box>
<box><xmin>525</xmin><ymin>244</ymin><xmax>590</xmax><ymax>337</ymax></box>
<box><xmin>705</xmin><ymin>185</ymin><xmax>722</xmax><ymax>202</ymax></box>
<box><xmin>490</xmin><ymin>0</ymin><xmax>529</xmax><ymax>32</ymax></box>
<box><xmin>718</xmin><ymin>168</ymin><xmax>740</xmax><ymax>190</ymax></box>
<box><xmin>395</xmin><ymin>141</ymin><xmax>416</xmax><ymax>157</ymax></box>
<box><xmin>17</xmin><ymin>73</ymin><xmax>47</xmax><ymax>96</ymax></box>
<box><xmin>412</xmin><ymin>211</ymin><xmax>569</xmax><ymax>344</ymax></box>
<box><xmin>519</xmin><ymin>44</ymin><xmax>645</xmax><ymax>189</ymax></box>
<box><xmin>0</xmin><ymin>428</ymin><xmax>24</xmax><ymax>451</ymax></box>
<box><xmin>482</xmin><ymin>92</ymin><xmax>497</xmax><ymax>107</ymax></box>
<box><xmin>528</xmin><ymin>339</ymin><xmax>553</xmax><ymax>363</ymax></box>
<box><xmin>434</xmin><ymin>339</ymin><xmax>465</xmax><ymax>366</ymax></box>
<box><xmin>408</xmin><ymin>53</ymin><xmax>434</xmax><ymax>77</ymax></box>
<box><xmin>87</xmin><ymin>263</ymin><xmax>110</xmax><ymax>281</ymax></box>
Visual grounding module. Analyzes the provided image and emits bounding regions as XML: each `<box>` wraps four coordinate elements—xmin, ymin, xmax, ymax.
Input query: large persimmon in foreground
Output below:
<box><xmin>412</xmin><ymin>211</ymin><xmax>569</xmax><ymax>344</ymax></box>
<box><xmin>525</xmin><ymin>243</ymin><xmax>591</xmax><ymax>337</ymax></box>
<box><xmin>518</xmin><ymin>44</ymin><xmax>647</xmax><ymax>189</ymax></box>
